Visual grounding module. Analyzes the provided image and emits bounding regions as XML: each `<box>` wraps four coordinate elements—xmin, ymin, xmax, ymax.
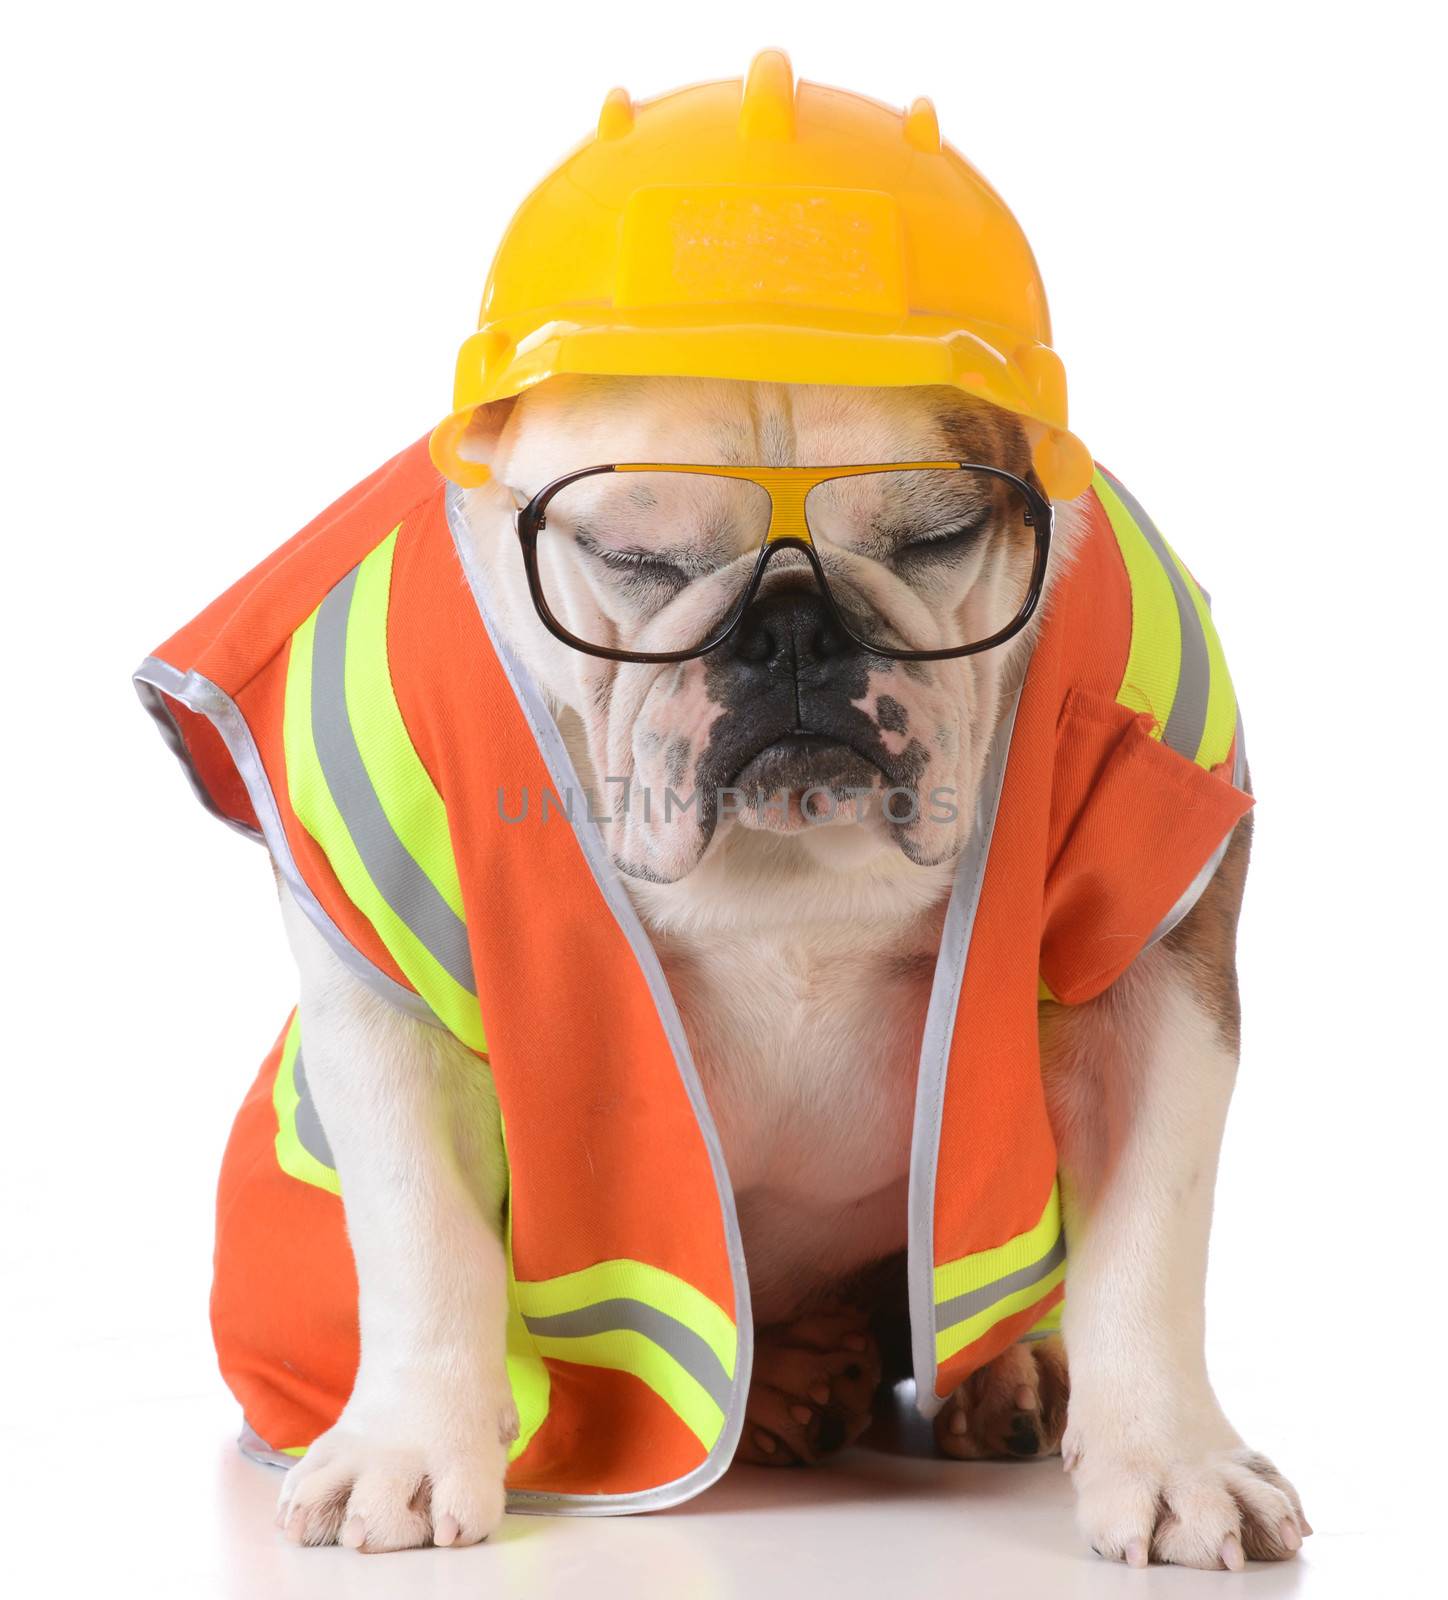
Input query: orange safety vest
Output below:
<box><xmin>135</xmin><ymin>435</ymin><xmax>1251</xmax><ymax>1511</ymax></box>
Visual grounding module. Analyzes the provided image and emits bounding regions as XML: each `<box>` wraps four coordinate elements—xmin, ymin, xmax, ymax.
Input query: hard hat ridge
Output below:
<box><xmin>596</xmin><ymin>85</ymin><xmax>634</xmax><ymax>141</ymax></box>
<box><xmin>903</xmin><ymin>96</ymin><xmax>941</xmax><ymax>153</ymax></box>
<box><xmin>739</xmin><ymin>47</ymin><xmax>795</xmax><ymax>140</ymax></box>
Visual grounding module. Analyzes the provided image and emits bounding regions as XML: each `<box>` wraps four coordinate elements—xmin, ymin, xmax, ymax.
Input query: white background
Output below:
<box><xmin>3</xmin><ymin>2</ymin><xmax>1443</xmax><ymax>1594</ymax></box>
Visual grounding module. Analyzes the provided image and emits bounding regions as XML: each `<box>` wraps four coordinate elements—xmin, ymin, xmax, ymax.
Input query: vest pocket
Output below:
<box><xmin>1039</xmin><ymin>687</ymin><xmax>1252</xmax><ymax>1005</ymax></box>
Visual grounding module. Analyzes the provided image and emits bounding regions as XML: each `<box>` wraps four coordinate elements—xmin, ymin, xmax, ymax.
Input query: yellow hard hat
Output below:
<box><xmin>430</xmin><ymin>50</ymin><xmax>1093</xmax><ymax>500</ymax></box>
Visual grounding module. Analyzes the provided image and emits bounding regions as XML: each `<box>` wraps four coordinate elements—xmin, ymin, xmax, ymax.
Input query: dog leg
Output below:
<box><xmin>933</xmin><ymin>1335</ymin><xmax>1069</xmax><ymax>1460</ymax></box>
<box><xmin>273</xmin><ymin>883</ymin><xmax>515</xmax><ymax>1552</ymax></box>
<box><xmin>738</xmin><ymin>1306</ymin><xmax>884</xmax><ymax>1465</ymax></box>
<box><xmin>1041</xmin><ymin>818</ymin><xmax>1307</xmax><ymax>1569</ymax></box>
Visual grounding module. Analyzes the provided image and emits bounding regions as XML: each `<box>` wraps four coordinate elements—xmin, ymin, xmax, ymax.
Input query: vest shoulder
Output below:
<box><xmin>1043</xmin><ymin>467</ymin><xmax>1238</xmax><ymax>763</ymax></box>
<box><xmin>1036</xmin><ymin>465</ymin><xmax>1249</xmax><ymax>1003</ymax></box>
<box><xmin>1034</xmin><ymin>475</ymin><xmax>1136</xmax><ymax>702</ymax></box>
<box><xmin>144</xmin><ymin>434</ymin><xmax>446</xmax><ymax>694</ymax></box>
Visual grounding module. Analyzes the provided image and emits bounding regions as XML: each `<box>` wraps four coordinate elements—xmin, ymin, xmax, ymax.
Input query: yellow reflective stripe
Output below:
<box><xmin>933</xmin><ymin>1181</ymin><xmax>1061</xmax><ymax>1305</ymax></box>
<box><xmin>504</xmin><ymin>1307</ymin><xmax>549</xmax><ymax>1464</ymax></box>
<box><xmin>282</xmin><ymin>557</ymin><xmax>486</xmax><ymax>1052</ymax></box>
<box><xmin>937</xmin><ymin>1260</ymin><xmax>1066</xmax><ymax>1366</ymax></box>
<box><xmin>1098</xmin><ymin>468</ymin><xmax>1238</xmax><ymax>772</ymax></box>
<box><xmin>1022</xmin><ymin>1297</ymin><xmax>1063</xmax><ymax>1339</ymax></box>
<box><xmin>500</xmin><ymin>1112</ymin><xmax>550</xmax><ymax>1466</ymax></box>
<box><xmin>1095</xmin><ymin>470</ymin><xmax>1182</xmax><ymax>735</ymax></box>
<box><xmin>271</xmin><ymin>1012</ymin><xmax>340</xmax><ymax>1195</ymax></box>
<box><xmin>525</xmin><ymin>1327</ymin><xmax>725</xmax><ymax>1448</ymax></box>
<box><xmin>1163</xmin><ymin>547</ymin><xmax>1238</xmax><ymax>770</ymax></box>
<box><xmin>344</xmin><ymin>531</ymin><xmax>467</xmax><ymax>923</ymax></box>
<box><xmin>515</xmin><ymin>1258</ymin><xmax>737</xmax><ymax>1377</ymax></box>
<box><xmin>934</xmin><ymin>1180</ymin><xmax>1065</xmax><ymax>1365</ymax></box>
<box><xmin>515</xmin><ymin>1258</ymin><xmax>737</xmax><ymax>1451</ymax></box>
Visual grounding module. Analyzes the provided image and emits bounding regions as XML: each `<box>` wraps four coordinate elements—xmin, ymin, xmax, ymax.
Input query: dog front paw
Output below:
<box><xmin>276</xmin><ymin>1384</ymin><xmax>517</xmax><ymax>1552</ymax></box>
<box><xmin>1066</xmin><ymin>1429</ymin><xmax>1309</xmax><ymax>1570</ymax></box>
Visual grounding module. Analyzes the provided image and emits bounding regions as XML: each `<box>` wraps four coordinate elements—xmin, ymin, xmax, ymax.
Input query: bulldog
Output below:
<box><xmin>272</xmin><ymin>374</ymin><xmax>1306</xmax><ymax>1567</ymax></box>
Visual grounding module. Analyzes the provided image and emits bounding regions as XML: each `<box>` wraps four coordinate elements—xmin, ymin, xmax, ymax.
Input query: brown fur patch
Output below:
<box><xmin>933</xmin><ymin>391</ymin><xmax>1033</xmax><ymax>476</ymax></box>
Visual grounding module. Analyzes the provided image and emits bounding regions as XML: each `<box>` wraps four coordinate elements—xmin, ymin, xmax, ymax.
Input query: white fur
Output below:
<box><xmin>644</xmin><ymin>863</ymin><xmax>952</xmax><ymax>1321</ymax></box>
<box><xmin>269</xmin><ymin>377</ymin><xmax>1300</xmax><ymax>1563</ymax></box>
<box><xmin>1044</xmin><ymin>941</ymin><xmax>1304</xmax><ymax>1568</ymax></box>
<box><xmin>273</xmin><ymin>882</ymin><xmax>516</xmax><ymax>1551</ymax></box>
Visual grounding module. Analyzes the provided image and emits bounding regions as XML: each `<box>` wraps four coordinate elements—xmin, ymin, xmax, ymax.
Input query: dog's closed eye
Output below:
<box><xmin>580</xmin><ymin>533</ymin><xmax>688</xmax><ymax>583</ymax></box>
<box><xmin>572</xmin><ymin>529</ymin><xmax>719</xmax><ymax>597</ymax></box>
<box><xmin>889</xmin><ymin>506</ymin><xmax>996</xmax><ymax>569</ymax></box>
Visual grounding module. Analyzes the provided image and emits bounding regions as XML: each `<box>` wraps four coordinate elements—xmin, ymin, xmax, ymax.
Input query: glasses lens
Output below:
<box><xmin>804</xmin><ymin>467</ymin><xmax>1040</xmax><ymax>654</ymax></box>
<box><xmin>532</xmin><ymin>470</ymin><xmax>773</xmax><ymax>655</ymax></box>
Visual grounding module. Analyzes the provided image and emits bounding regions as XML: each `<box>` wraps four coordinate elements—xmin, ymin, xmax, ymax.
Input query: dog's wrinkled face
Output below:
<box><xmin>456</xmin><ymin>376</ymin><xmax>1045</xmax><ymax>888</ymax></box>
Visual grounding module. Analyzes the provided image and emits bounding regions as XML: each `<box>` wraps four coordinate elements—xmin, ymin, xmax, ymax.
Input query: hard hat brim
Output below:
<box><xmin>430</xmin><ymin>307</ymin><xmax>1093</xmax><ymax>501</ymax></box>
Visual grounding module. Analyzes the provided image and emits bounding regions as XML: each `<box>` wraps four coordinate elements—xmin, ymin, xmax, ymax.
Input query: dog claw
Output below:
<box><xmin>1220</xmin><ymin>1533</ymin><xmax>1245</xmax><ymax>1571</ymax></box>
<box><xmin>1124</xmin><ymin>1537</ymin><xmax>1148</xmax><ymax>1569</ymax></box>
<box><xmin>341</xmin><ymin>1516</ymin><xmax>367</xmax><ymax>1550</ymax></box>
<box><xmin>1279</xmin><ymin>1517</ymin><xmax>1302</xmax><ymax>1552</ymax></box>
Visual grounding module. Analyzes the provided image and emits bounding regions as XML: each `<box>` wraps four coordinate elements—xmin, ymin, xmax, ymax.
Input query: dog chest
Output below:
<box><xmin>654</xmin><ymin>923</ymin><xmax>938</xmax><ymax>1318</ymax></box>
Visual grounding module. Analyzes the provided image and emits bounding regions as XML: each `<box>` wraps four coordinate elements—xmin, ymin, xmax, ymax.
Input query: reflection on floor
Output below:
<box><xmin>14</xmin><ymin>1372</ymin><xmax>1400</xmax><ymax>1599</ymax></box>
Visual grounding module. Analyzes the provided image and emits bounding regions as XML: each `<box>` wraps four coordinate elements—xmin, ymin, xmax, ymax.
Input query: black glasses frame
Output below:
<box><xmin>514</xmin><ymin>462</ymin><xmax>1054</xmax><ymax>666</ymax></box>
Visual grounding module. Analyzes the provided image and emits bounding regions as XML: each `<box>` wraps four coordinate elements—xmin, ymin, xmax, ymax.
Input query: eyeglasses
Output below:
<box><xmin>514</xmin><ymin>461</ymin><xmax>1053</xmax><ymax>665</ymax></box>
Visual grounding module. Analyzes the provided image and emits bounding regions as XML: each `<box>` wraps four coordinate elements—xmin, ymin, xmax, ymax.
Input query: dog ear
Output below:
<box><xmin>456</xmin><ymin>397</ymin><xmax>518</xmax><ymax>468</ymax></box>
<box><xmin>431</xmin><ymin>396</ymin><xmax>518</xmax><ymax>486</ymax></box>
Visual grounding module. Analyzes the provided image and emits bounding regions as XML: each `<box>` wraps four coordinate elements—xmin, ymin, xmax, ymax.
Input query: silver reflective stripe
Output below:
<box><xmin>309</xmin><ymin>570</ymin><xmax>477</xmax><ymax>995</ymax></box>
<box><xmin>237</xmin><ymin>1420</ymin><xmax>297</xmax><ymax>1469</ymax></box>
<box><xmin>523</xmin><ymin>1300</ymin><xmax>733</xmax><ymax>1413</ymax></box>
<box><xmin>445</xmin><ymin>482</ymin><xmax>753</xmax><ymax>1519</ymax></box>
<box><xmin>291</xmin><ymin>1047</ymin><xmax>335</xmax><ymax>1170</ymax></box>
<box><xmin>1098</xmin><ymin>466</ymin><xmax>1210</xmax><ymax>761</ymax></box>
<box><xmin>135</xmin><ymin>668</ymin><xmax>262</xmax><ymax>842</ymax></box>
<box><xmin>133</xmin><ymin>656</ymin><xmax>440</xmax><ymax>1027</ymax></box>
<box><xmin>935</xmin><ymin>1231</ymin><xmax>1066</xmax><ymax>1333</ymax></box>
<box><xmin>905</xmin><ymin>670</ymin><xmax>1030</xmax><ymax>1421</ymax></box>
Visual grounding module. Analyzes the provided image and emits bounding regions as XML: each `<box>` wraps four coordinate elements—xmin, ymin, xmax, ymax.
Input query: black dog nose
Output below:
<box><xmin>727</xmin><ymin>587</ymin><xmax>855</xmax><ymax>674</ymax></box>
